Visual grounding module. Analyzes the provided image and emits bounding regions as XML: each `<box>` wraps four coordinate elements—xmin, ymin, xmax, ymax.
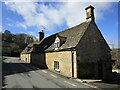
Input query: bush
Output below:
<box><xmin>114</xmin><ymin>59</ymin><xmax>120</xmax><ymax>69</ymax></box>
<box><xmin>0</xmin><ymin>56</ymin><xmax>6</xmax><ymax>60</ymax></box>
<box><xmin>111</xmin><ymin>49</ymin><xmax>120</xmax><ymax>69</ymax></box>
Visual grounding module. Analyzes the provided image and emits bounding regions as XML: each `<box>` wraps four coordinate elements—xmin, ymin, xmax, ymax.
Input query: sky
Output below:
<box><xmin>0</xmin><ymin>1</ymin><xmax>119</xmax><ymax>48</ymax></box>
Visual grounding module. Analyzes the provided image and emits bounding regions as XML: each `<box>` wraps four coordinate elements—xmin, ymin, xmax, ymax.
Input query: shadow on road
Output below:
<box><xmin>2</xmin><ymin>61</ymin><xmax>43</xmax><ymax>88</ymax></box>
<box><xmin>2</xmin><ymin>62</ymin><xmax>40</xmax><ymax>76</ymax></box>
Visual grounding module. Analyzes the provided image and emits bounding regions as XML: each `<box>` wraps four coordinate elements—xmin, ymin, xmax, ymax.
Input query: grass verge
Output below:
<box><xmin>0</xmin><ymin>56</ymin><xmax>6</xmax><ymax>61</ymax></box>
<box><xmin>112</xmin><ymin>68</ymin><xmax>120</xmax><ymax>70</ymax></box>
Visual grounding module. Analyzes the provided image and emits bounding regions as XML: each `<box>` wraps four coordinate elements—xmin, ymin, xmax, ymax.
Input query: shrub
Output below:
<box><xmin>114</xmin><ymin>59</ymin><xmax>120</xmax><ymax>69</ymax></box>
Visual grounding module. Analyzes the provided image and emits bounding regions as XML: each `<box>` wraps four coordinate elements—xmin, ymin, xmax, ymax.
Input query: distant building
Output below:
<box><xmin>20</xmin><ymin>5</ymin><xmax>112</xmax><ymax>81</ymax></box>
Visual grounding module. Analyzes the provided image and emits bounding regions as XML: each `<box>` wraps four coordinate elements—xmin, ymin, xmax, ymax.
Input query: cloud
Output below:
<box><xmin>4</xmin><ymin>2</ymin><xmax>113</xmax><ymax>31</ymax></box>
<box><xmin>7</xmin><ymin>23</ymin><xmax>13</xmax><ymax>27</ymax></box>
<box><xmin>16</xmin><ymin>22</ymin><xmax>27</xmax><ymax>29</ymax></box>
<box><xmin>28</xmin><ymin>31</ymin><xmax>37</xmax><ymax>36</ymax></box>
<box><xmin>3</xmin><ymin>0</ymin><xmax>120</xmax><ymax>2</ymax></box>
<box><xmin>104</xmin><ymin>34</ymin><xmax>119</xmax><ymax>49</ymax></box>
<box><xmin>108</xmin><ymin>41</ymin><xmax>119</xmax><ymax>49</ymax></box>
<box><xmin>0</xmin><ymin>25</ymin><xmax>2</xmax><ymax>32</ymax></box>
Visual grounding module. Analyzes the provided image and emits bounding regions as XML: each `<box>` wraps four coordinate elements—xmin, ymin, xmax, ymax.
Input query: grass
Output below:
<box><xmin>112</xmin><ymin>68</ymin><xmax>120</xmax><ymax>70</ymax></box>
<box><xmin>0</xmin><ymin>56</ymin><xmax>6</xmax><ymax>61</ymax></box>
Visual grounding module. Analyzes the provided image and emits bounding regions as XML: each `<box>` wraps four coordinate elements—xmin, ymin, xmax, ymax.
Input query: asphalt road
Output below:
<box><xmin>2</xmin><ymin>57</ymin><xmax>97</xmax><ymax>89</ymax></box>
<box><xmin>2</xmin><ymin>56</ymin><xmax>96</xmax><ymax>89</ymax></box>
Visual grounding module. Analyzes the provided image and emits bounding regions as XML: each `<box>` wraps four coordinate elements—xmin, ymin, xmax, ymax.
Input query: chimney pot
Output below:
<box><xmin>85</xmin><ymin>5</ymin><xmax>95</xmax><ymax>22</ymax></box>
<box><xmin>39</xmin><ymin>31</ymin><xmax>44</xmax><ymax>42</ymax></box>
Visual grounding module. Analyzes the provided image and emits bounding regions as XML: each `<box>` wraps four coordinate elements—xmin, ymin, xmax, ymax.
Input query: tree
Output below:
<box><xmin>4</xmin><ymin>30</ymin><xmax>11</xmax><ymax>35</ymax></box>
<box><xmin>2</xmin><ymin>30</ymin><xmax>37</xmax><ymax>56</ymax></box>
<box><xmin>3</xmin><ymin>30</ymin><xmax>14</xmax><ymax>43</ymax></box>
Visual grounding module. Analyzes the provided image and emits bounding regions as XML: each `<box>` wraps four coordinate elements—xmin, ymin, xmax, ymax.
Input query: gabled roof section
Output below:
<box><xmin>21</xmin><ymin>40</ymin><xmax>42</xmax><ymax>54</ymax></box>
<box><xmin>46</xmin><ymin>21</ymin><xmax>90</xmax><ymax>51</ymax></box>
<box><xmin>21</xmin><ymin>43</ymin><xmax>37</xmax><ymax>54</ymax></box>
<box><xmin>55</xmin><ymin>35</ymin><xmax>67</xmax><ymax>45</ymax></box>
<box><xmin>35</xmin><ymin>34</ymin><xmax>57</xmax><ymax>52</ymax></box>
<box><xmin>21</xmin><ymin>21</ymin><xmax>90</xmax><ymax>54</ymax></box>
<box><xmin>93</xmin><ymin>22</ymin><xmax>111</xmax><ymax>51</ymax></box>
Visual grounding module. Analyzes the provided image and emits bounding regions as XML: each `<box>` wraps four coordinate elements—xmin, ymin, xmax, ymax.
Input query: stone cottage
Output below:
<box><xmin>20</xmin><ymin>5</ymin><xmax>112</xmax><ymax>81</ymax></box>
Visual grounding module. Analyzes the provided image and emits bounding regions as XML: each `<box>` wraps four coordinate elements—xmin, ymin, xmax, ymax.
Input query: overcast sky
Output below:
<box><xmin>0</xmin><ymin>1</ymin><xmax>119</xmax><ymax>48</ymax></box>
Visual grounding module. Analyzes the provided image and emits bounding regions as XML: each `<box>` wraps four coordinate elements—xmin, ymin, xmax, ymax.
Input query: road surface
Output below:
<box><xmin>2</xmin><ymin>56</ymin><xmax>97</xmax><ymax>89</ymax></box>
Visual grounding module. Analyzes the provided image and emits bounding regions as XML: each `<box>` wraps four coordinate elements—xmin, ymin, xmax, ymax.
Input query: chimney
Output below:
<box><xmin>38</xmin><ymin>31</ymin><xmax>44</xmax><ymax>42</ymax></box>
<box><xmin>85</xmin><ymin>5</ymin><xmax>95</xmax><ymax>22</ymax></box>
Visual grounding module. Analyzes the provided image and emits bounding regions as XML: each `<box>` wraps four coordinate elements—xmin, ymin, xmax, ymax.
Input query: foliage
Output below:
<box><xmin>111</xmin><ymin>49</ymin><xmax>120</xmax><ymax>69</ymax></box>
<box><xmin>2</xmin><ymin>30</ymin><xmax>37</xmax><ymax>56</ymax></box>
<box><xmin>112</xmin><ymin>68</ymin><xmax>120</xmax><ymax>70</ymax></box>
<box><xmin>114</xmin><ymin>60</ymin><xmax>120</xmax><ymax>69</ymax></box>
<box><xmin>0</xmin><ymin>56</ymin><xmax>6</xmax><ymax>60</ymax></box>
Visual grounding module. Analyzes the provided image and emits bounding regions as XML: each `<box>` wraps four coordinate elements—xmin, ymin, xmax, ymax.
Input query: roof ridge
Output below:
<box><xmin>21</xmin><ymin>21</ymin><xmax>91</xmax><ymax>54</ymax></box>
<box><xmin>58</xmin><ymin>21</ymin><xmax>87</xmax><ymax>34</ymax></box>
<box><xmin>35</xmin><ymin>21</ymin><xmax>89</xmax><ymax>44</ymax></box>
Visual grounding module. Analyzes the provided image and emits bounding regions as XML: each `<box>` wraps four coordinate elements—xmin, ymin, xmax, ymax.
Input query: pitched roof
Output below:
<box><xmin>21</xmin><ymin>41</ymin><xmax>40</xmax><ymax>54</ymax></box>
<box><xmin>21</xmin><ymin>34</ymin><xmax>57</xmax><ymax>54</ymax></box>
<box><xmin>46</xmin><ymin>21</ymin><xmax>90</xmax><ymax>51</ymax></box>
<box><xmin>21</xmin><ymin>21</ymin><xmax>90</xmax><ymax>54</ymax></box>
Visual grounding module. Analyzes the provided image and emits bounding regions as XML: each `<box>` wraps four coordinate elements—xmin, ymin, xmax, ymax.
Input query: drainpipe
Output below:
<box><xmin>71</xmin><ymin>51</ymin><xmax>74</xmax><ymax>78</ymax></box>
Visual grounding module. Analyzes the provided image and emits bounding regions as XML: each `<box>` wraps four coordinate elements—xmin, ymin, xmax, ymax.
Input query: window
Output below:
<box><xmin>26</xmin><ymin>58</ymin><xmax>27</xmax><ymax>61</ymax></box>
<box><xmin>27</xmin><ymin>47</ymin><xmax>31</xmax><ymax>51</ymax></box>
<box><xmin>54</xmin><ymin>61</ymin><xmax>59</xmax><ymax>70</ymax></box>
<box><xmin>54</xmin><ymin>36</ymin><xmax>60</xmax><ymax>50</ymax></box>
<box><xmin>54</xmin><ymin>42</ymin><xmax>60</xmax><ymax>48</ymax></box>
<box><xmin>44</xmin><ymin>45</ymin><xmax>47</xmax><ymax>49</ymax></box>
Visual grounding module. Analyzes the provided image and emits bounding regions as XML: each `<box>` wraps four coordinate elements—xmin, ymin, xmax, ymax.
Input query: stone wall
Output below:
<box><xmin>76</xmin><ymin>21</ymin><xmax>112</xmax><ymax>80</ymax></box>
<box><xmin>20</xmin><ymin>53</ymin><xmax>31</xmax><ymax>63</ymax></box>
<box><xmin>31</xmin><ymin>53</ymin><xmax>47</xmax><ymax>68</ymax></box>
<box><xmin>46</xmin><ymin>51</ymin><xmax>77</xmax><ymax>78</ymax></box>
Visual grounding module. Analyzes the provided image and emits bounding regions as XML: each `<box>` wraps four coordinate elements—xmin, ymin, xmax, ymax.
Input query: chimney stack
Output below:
<box><xmin>39</xmin><ymin>31</ymin><xmax>44</xmax><ymax>42</ymax></box>
<box><xmin>85</xmin><ymin>5</ymin><xmax>95</xmax><ymax>22</ymax></box>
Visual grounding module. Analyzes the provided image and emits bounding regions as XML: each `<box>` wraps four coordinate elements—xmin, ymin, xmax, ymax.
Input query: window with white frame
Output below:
<box><xmin>54</xmin><ymin>36</ymin><xmax>60</xmax><ymax>49</ymax></box>
<box><xmin>54</xmin><ymin>42</ymin><xmax>60</xmax><ymax>48</ymax></box>
<box><xmin>54</xmin><ymin>61</ymin><xmax>59</xmax><ymax>70</ymax></box>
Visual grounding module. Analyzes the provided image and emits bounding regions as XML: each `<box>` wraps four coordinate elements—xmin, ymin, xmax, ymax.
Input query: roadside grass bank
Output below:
<box><xmin>0</xmin><ymin>56</ymin><xmax>6</xmax><ymax>60</ymax></box>
<box><xmin>112</xmin><ymin>68</ymin><xmax>120</xmax><ymax>70</ymax></box>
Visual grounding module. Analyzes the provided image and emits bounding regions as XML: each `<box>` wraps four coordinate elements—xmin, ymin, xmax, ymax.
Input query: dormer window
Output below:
<box><xmin>54</xmin><ymin>36</ymin><xmax>60</xmax><ymax>50</ymax></box>
<box><xmin>27</xmin><ymin>47</ymin><xmax>31</xmax><ymax>51</ymax></box>
<box><xmin>54</xmin><ymin>42</ymin><xmax>60</xmax><ymax>48</ymax></box>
